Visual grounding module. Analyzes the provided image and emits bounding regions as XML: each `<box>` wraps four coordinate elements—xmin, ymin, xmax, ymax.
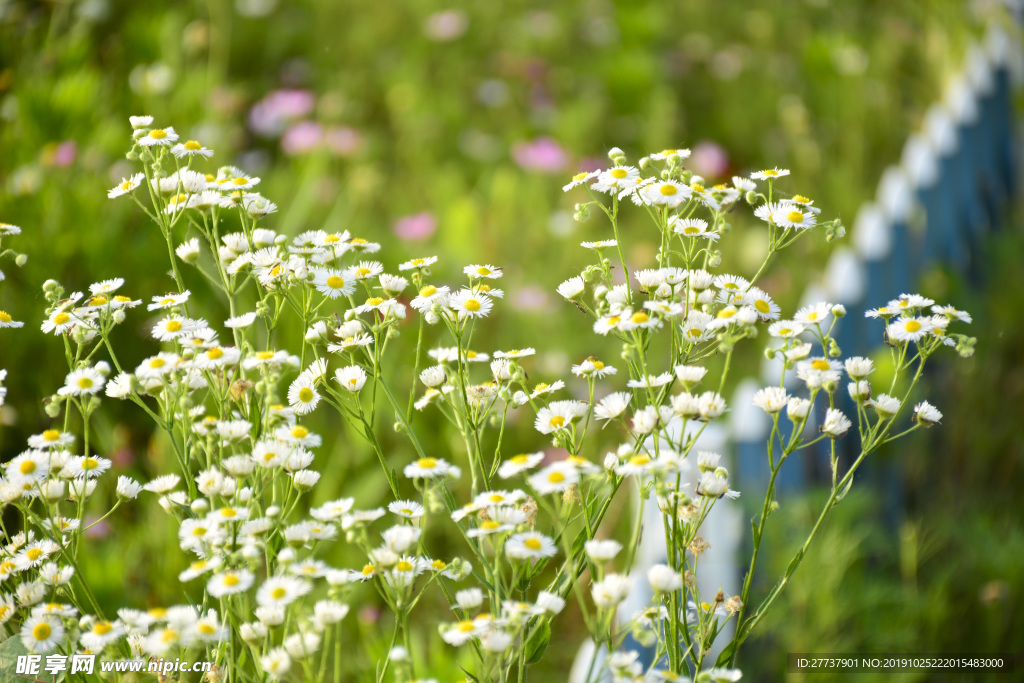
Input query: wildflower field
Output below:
<box><xmin>0</xmin><ymin>2</ymin><xmax>1022</xmax><ymax>681</ymax></box>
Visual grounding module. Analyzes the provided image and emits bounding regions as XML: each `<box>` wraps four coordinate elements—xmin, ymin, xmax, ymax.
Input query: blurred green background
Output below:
<box><xmin>0</xmin><ymin>0</ymin><xmax>1021</xmax><ymax>678</ymax></box>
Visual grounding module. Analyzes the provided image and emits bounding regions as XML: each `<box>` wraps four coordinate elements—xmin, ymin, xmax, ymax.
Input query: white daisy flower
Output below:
<box><xmin>388</xmin><ymin>500</ymin><xmax>425</xmax><ymax>519</ymax></box>
<box><xmin>556</xmin><ymin>276</ymin><xmax>586</xmax><ymax>300</ymax></box>
<box><xmin>138</xmin><ymin>127</ymin><xmax>179</xmax><ymax>147</ymax></box>
<box><xmin>527</xmin><ymin>462</ymin><xmax>579</xmax><ymax>495</ymax></box>
<box><xmin>312</xmin><ymin>269</ymin><xmax>355</xmax><ymax>298</ymax></box>
<box><xmin>448</xmin><ymin>290</ymin><xmax>493</xmax><ymax>319</ymax></box>
<box><xmin>750</xmin><ymin>167</ymin><xmax>790</xmax><ymax>180</ymax></box>
<box><xmin>256</xmin><ymin>576</ymin><xmax>312</xmax><ymax>607</ymax></box>
<box><xmin>821</xmin><ymin>408</ymin><xmax>852</xmax><ymax>438</ymax></box>
<box><xmin>534</xmin><ymin>400</ymin><xmax>588</xmax><ymax>434</ymax></box>
<box><xmin>287</xmin><ymin>377</ymin><xmax>321</xmax><ymax>415</ymax></box>
<box><xmin>649</xmin><ymin>147</ymin><xmax>691</xmax><ymax>161</ymax></box>
<box><xmin>752</xmin><ymin>386</ymin><xmax>789</xmax><ymax>413</ymax></box>
<box><xmin>171</xmin><ymin>140</ymin><xmax>214</xmax><ymax>158</ymax></box>
<box><xmin>20</xmin><ymin>614</ymin><xmax>64</xmax><ymax>654</ymax></box>
<box><xmin>562</xmin><ymin>170</ymin><xmax>599</xmax><ymax>192</ymax></box>
<box><xmin>794</xmin><ymin>302</ymin><xmax>832</xmax><ymax>325</ymax></box>
<box><xmin>0</xmin><ymin>310</ymin><xmax>24</xmax><ymax>328</ymax></box>
<box><xmin>913</xmin><ymin>401</ymin><xmax>942</xmax><ymax>425</ymax></box>
<box><xmin>497</xmin><ymin>452</ymin><xmax>545</xmax><ymax>479</ymax></box>
<box><xmin>506</xmin><ymin>532</ymin><xmax>557</xmax><ymax>561</ymax></box>
<box><xmin>464</xmin><ymin>264</ymin><xmax>503</xmax><ymax>280</ymax></box>
<box><xmin>208</xmin><ymin>569</ymin><xmax>255</xmax><ymax>598</ymax></box>
<box><xmin>887</xmin><ymin>316</ymin><xmax>933</xmax><ymax>343</ymax></box>
<box><xmin>398</xmin><ymin>256</ymin><xmax>438</xmax><ymax>271</ymax></box>
<box><xmin>403</xmin><ymin>457</ymin><xmax>460</xmax><ymax>479</ymax></box>
<box><xmin>57</xmin><ymin>368</ymin><xmax>105</xmax><ymax>396</ymax></box>
<box><xmin>773</xmin><ymin>204</ymin><xmax>817</xmax><ymax>230</ymax></box>
<box><xmin>626</xmin><ymin>372</ymin><xmax>674</xmax><ymax>389</ymax></box>
<box><xmin>671</xmin><ymin>217</ymin><xmax>718</xmax><ymax>241</ymax></box>
<box><xmin>745</xmin><ymin>287</ymin><xmax>781</xmax><ymax>320</ymax></box>
<box><xmin>334</xmin><ymin>365</ymin><xmax>367</xmax><ymax>392</ymax></box>
<box><xmin>107</xmin><ymin>173</ymin><xmax>146</xmax><ymax>198</ymax></box>
<box><xmin>592</xmin><ymin>166</ymin><xmax>640</xmax><ymax>193</ymax></box>
<box><xmin>767</xmin><ymin>320</ymin><xmax>805</xmax><ymax>338</ymax></box>
<box><xmin>639</xmin><ymin>180</ymin><xmax>691</xmax><ymax>207</ymax></box>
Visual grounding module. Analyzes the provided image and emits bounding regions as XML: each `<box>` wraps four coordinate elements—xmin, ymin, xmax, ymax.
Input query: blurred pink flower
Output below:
<box><xmin>249</xmin><ymin>89</ymin><xmax>316</xmax><ymax>137</ymax></box>
<box><xmin>281</xmin><ymin>121</ymin><xmax>324</xmax><ymax>155</ymax></box>
<box><xmin>41</xmin><ymin>140</ymin><xmax>77</xmax><ymax>168</ymax></box>
<box><xmin>512</xmin><ymin>137</ymin><xmax>568</xmax><ymax>172</ymax></box>
<box><xmin>393</xmin><ymin>212</ymin><xmax>436</xmax><ymax>241</ymax></box>
<box><xmin>512</xmin><ymin>285</ymin><xmax>549</xmax><ymax>311</ymax></box>
<box><xmin>690</xmin><ymin>140</ymin><xmax>730</xmax><ymax>179</ymax></box>
<box><xmin>84</xmin><ymin>517</ymin><xmax>111</xmax><ymax>539</ymax></box>
<box><xmin>580</xmin><ymin>156</ymin><xmax>605</xmax><ymax>173</ymax></box>
<box><xmin>325</xmin><ymin>126</ymin><xmax>364</xmax><ymax>157</ymax></box>
<box><xmin>424</xmin><ymin>10</ymin><xmax>468</xmax><ymax>41</ymax></box>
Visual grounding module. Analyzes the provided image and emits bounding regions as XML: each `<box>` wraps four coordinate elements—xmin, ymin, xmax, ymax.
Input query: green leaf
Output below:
<box><xmin>525</xmin><ymin>620</ymin><xmax>551</xmax><ymax>665</ymax></box>
<box><xmin>0</xmin><ymin>635</ymin><xmax>59</xmax><ymax>682</ymax></box>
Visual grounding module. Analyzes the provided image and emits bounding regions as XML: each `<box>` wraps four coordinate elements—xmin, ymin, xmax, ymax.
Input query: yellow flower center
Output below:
<box><xmin>549</xmin><ymin>416</ymin><xmax>566</xmax><ymax>429</ymax></box>
<box><xmin>270</xmin><ymin>587</ymin><xmax>287</xmax><ymax>599</ymax></box>
<box><xmin>687</xmin><ymin>328</ymin><xmax>702</xmax><ymax>338</ymax></box>
<box><xmin>660</xmin><ymin>149</ymin><xmax>677</xmax><ymax>155</ymax></box>
<box><xmin>464</xmin><ymin>299</ymin><xmax>482</xmax><ymax>312</ymax></box>
<box><xmin>396</xmin><ymin>560</ymin><xmax>413</xmax><ymax>572</ymax></box>
<box><xmin>32</xmin><ymin>623</ymin><xmax>52</xmax><ymax>640</ymax></box>
<box><xmin>53</xmin><ymin>312</ymin><xmax>70</xmax><ymax>325</ymax></box>
<box><xmin>120</xmin><ymin>180</ymin><xmax>133</xmax><ymax>190</ymax></box>
<box><xmin>717</xmin><ymin>308</ymin><xmax>736</xmax><ymax>319</ymax></box>
<box><xmin>476</xmin><ymin>267</ymin><xmax>491</xmax><ymax>275</ymax></box>
<box><xmin>20</xmin><ymin>460</ymin><xmax>36</xmax><ymax>475</ymax></box>
<box><xmin>223</xmin><ymin>573</ymin><xmax>240</xmax><ymax>587</ymax></box>
<box><xmin>77</xmin><ymin>377</ymin><xmax>94</xmax><ymax>389</ymax></box>
<box><xmin>365</xmin><ymin>297</ymin><xmax>384</xmax><ymax>306</ymax></box>
<box><xmin>457</xmin><ymin>620</ymin><xmax>476</xmax><ymax>632</ymax></box>
<box><xmin>82</xmin><ymin>457</ymin><xmax>99</xmax><ymax>470</ymax></box>
<box><xmin>198</xmin><ymin>623</ymin><xmax>216</xmax><ymax>635</ymax></box>
<box><xmin>400</xmin><ymin>508</ymin><xmax>413</xmax><ymax>515</ymax></box>
<box><xmin>607</xmin><ymin>316</ymin><xmax>621</xmax><ymax>326</ymax></box>
<box><xmin>420</xmin><ymin>285</ymin><xmax>437</xmax><ymax>297</ymax></box>
<box><xmin>683</xmin><ymin>226</ymin><xmax>700</xmax><ymax>234</ymax></box>
<box><xmin>89</xmin><ymin>295</ymin><xmax>107</xmax><ymax>306</ymax></box>
<box><xmin>629</xmin><ymin>455</ymin><xmax>651</xmax><ymax>466</ymax></box>
<box><xmin>149</xmin><ymin>129</ymin><xmax>167</xmax><ymax>139</ymax></box>
<box><xmin>524</xmin><ymin>538</ymin><xmax>543</xmax><ymax>551</ymax></box>
<box><xmin>220</xmin><ymin>508</ymin><xmax>237</xmax><ymax>518</ymax></box>
<box><xmin>466</xmin><ymin>351</ymin><xmax>477</xmax><ymax>359</ymax></box>
<box><xmin>511</xmin><ymin>454</ymin><xmax>530</xmax><ymax>465</ymax></box>
<box><xmin>811</xmin><ymin>360</ymin><xmax>830</xmax><ymax>371</ymax></box>
<box><xmin>659</xmin><ymin>184</ymin><xmax>677</xmax><ymax>196</ymax></box>
<box><xmin>291</xmin><ymin>426</ymin><xmax>309</xmax><ymax>439</ymax></box>
<box><xmin>166</xmin><ymin>320</ymin><xmax>183</xmax><ymax>332</ymax></box>
<box><xmin>762</xmin><ymin>169</ymin><xmax>778</xmax><ymax>177</ymax></box>
<box><xmin>755</xmin><ymin>300</ymin><xmax>771</xmax><ymax>314</ymax></box>
<box><xmin>257</xmin><ymin>351</ymin><xmax>275</xmax><ymax>360</ymax></box>
<box><xmin>162</xmin><ymin>629</ymin><xmax>179</xmax><ymax>644</ymax></box>
<box><xmin>42</xmin><ymin>429</ymin><xmax>60</xmax><ymax>441</ymax></box>
<box><xmin>298</xmin><ymin>387</ymin><xmax>314</xmax><ymax>402</ymax></box>
<box><xmin>326</xmin><ymin>275</ymin><xmax>345</xmax><ymax>289</ymax></box>
<box><xmin>786</xmin><ymin>210</ymin><xmax>804</xmax><ymax>223</ymax></box>
<box><xmin>417</xmin><ymin>458</ymin><xmax>437</xmax><ymax>469</ymax></box>
<box><xmin>793</xmin><ymin>194</ymin><xmax>810</xmax><ymax>203</ymax></box>
<box><xmin>593</xmin><ymin>360</ymin><xmax>605</xmax><ymax>369</ymax></box>
<box><xmin>778</xmin><ymin>328</ymin><xmax>792</xmax><ymax>335</ymax></box>
<box><xmin>206</xmin><ymin>347</ymin><xmax>224</xmax><ymax>360</ymax></box>
<box><xmin>692</xmin><ymin>184</ymin><xmax>705</xmax><ymax>193</ymax></box>
<box><xmin>350</xmin><ymin>238</ymin><xmax>368</xmax><ymax>244</ymax></box>
<box><xmin>572</xmin><ymin>172</ymin><xmax>588</xmax><ymax>181</ymax></box>
<box><xmin>904</xmin><ymin>320</ymin><xmax>922</xmax><ymax>332</ymax></box>
<box><xmin>232</xmin><ymin>177</ymin><xmax>248</xmax><ymax>185</ymax></box>
<box><xmin>362</xmin><ymin>564</ymin><xmax>375</xmax><ymax>575</ymax></box>
<box><xmin>27</xmin><ymin>548</ymin><xmax>43</xmax><ymax>561</ymax></box>
<box><xmin>610</xmin><ymin>168</ymin><xmax>628</xmax><ymax>179</ymax></box>
<box><xmin>184</xmin><ymin>140</ymin><xmax>202</xmax><ymax>150</ymax></box>
<box><xmin>548</xmin><ymin>471</ymin><xmax>566</xmax><ymax>483</ymax></box>
<box><xmin>150</xmin><ymin>358</ymin><xmax>166</xmax><ymax>369</ymax></box>
<box><xmin>0</xmin><ymin>312</ymin><xmax>10</xmax><ymax>323</ymax></box>
<box><xmin>93</xmin><ymin>622</ymin><xmax>113</xmax><ymax>635</ymax></box>
<box><xmin>431</xmin><ymin>559</ymin><xmax>446</xmax><ymax>569</ymax></box>
<box><xmin>631</xmin><ymin>312</ymin><xmax>649</xmax><ymax>324</ymax></box>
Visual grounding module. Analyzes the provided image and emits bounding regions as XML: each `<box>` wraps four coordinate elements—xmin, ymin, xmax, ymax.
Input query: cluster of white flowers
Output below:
<box><xmin>0</xmin><ymin>123</ymin><xmax>975</xmax><ymax>682</ymax></box>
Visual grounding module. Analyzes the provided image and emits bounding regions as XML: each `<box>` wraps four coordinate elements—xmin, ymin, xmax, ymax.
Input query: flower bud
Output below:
<box><xmin>14</xmin><ymin>253</ymin><xmax>27</xmax><ymax>267</ymax></box>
